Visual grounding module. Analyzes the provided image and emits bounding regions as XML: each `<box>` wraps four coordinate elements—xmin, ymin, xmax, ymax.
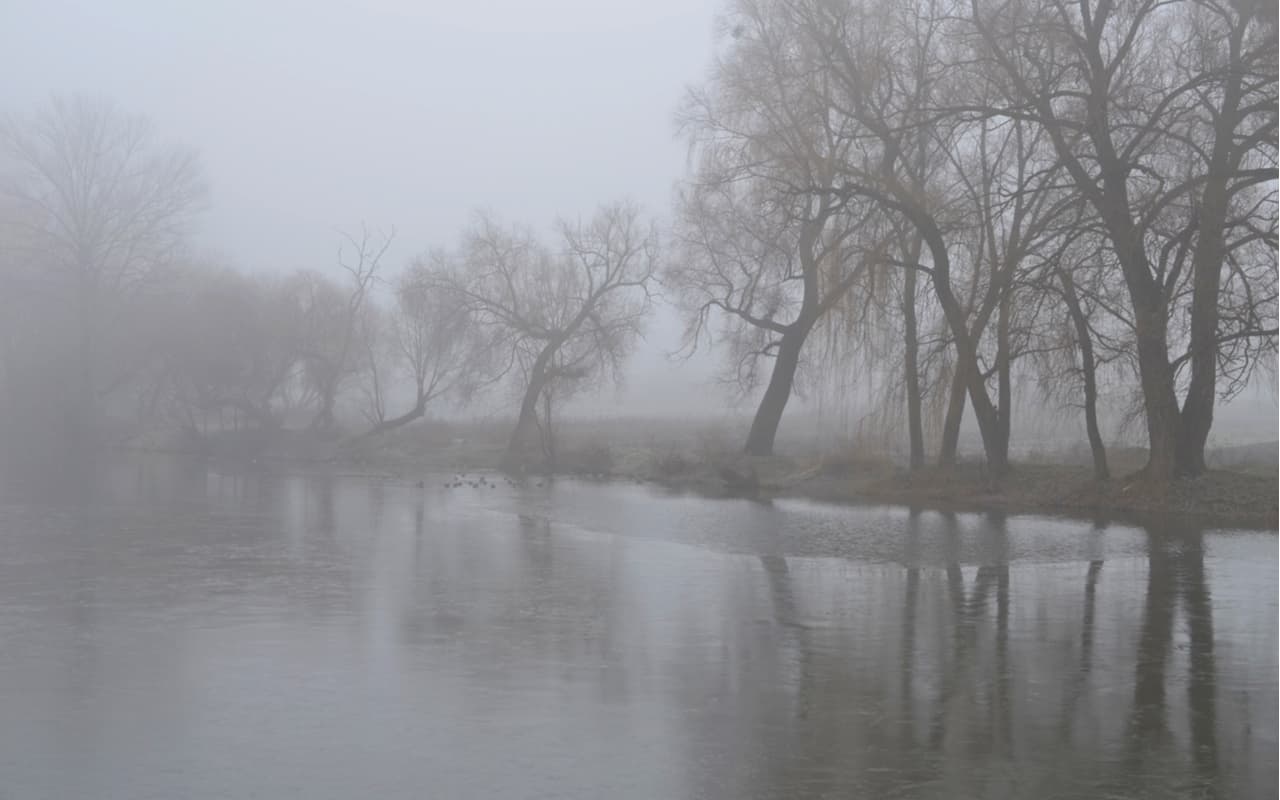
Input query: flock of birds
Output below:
<box><xmin>412</xmin><ymin>472</ymin><xmax>544</xmax><ymax>490</ymax></box>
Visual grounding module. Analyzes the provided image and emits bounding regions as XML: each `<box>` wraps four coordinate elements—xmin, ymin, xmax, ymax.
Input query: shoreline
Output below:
<box><xmin>632</xmin><ymin>461</ymin><xmax>1278</xmax><ymax>530</ymax></box>
<box><xmin>130</xmin><ymin>433</ymin><xmax>1277</xmax><ymax>530</ymax></box>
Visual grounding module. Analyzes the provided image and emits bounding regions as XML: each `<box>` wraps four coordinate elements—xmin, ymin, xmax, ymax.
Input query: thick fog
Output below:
<box><xmin>0</xmin><ymin>0</ymin><xmax>727</xmax><ymax>417</ymax></box>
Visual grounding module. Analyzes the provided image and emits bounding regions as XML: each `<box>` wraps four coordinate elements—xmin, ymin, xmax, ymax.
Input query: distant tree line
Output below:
<box><xmin>0</xmin><ymin>96</ymin><xmax>657</xmax><ymax>467</ymax></box>
<box><xmin>0</xmin><ymin>0</ymin><xmax>1274</xmax><ymax>481</ymax></box>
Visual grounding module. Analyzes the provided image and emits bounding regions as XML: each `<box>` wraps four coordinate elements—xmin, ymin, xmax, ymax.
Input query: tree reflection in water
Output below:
<box><xmin>0</xmin><ymin>463</ymin><xmax>1271</xmax><ymax>800</ymax></box>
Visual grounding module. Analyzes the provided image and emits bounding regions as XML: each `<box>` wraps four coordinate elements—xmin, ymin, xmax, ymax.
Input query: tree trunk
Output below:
<box><xmin>1133</xmin><ymin>303</ymin><xmax>1182</xmax><ymax>480</ymax></box>
<box><xmin>312</xmin><ymin>387</ymin><xmax>336</xmax><ymax>431</ymax></box>
<box><xmin>963</xmin><ymin>360</ymin><xmax>1008</xmax><ymax>475</ymax></box>
<box><xmin>76</xmin><ymin>274</ymin><xmax>97</xmax><ymax>444</ymax></box>
<box><xmin>1086</xmin><ymin>143</ymin><xmax>1183</xmax><ymax>480</ymax></box>
<box><xmin>1089</xmin><ymin>183</ymin><xmax>1181</xmax><ymax>480</ymax></box>
<box><xmin>362</xmin><ymin>393</ymin><xmax>427</xmax><ymax>437</ymax></box>
<box><xmin>540</xmin><ymin>388</ymin><xmax>556</xmax><ymax>467</ymax></box>
<box><xmin>505</xmin><ymin>345</ymin><xmax>555</xmax><ymax>467</ymax></box>
<box><xmin>1178</xmin><ymin>282</ymin><xmax>1220</xmax><ymax>476</ymax></box>
<box><xmin>903</xmin><ymin>256</ymin><xmax>924</xmax><ymax>470</ymax></box>
<box><xmin>1060</xmin><ymin>273</ymin><xmax>1109</xmax><ymax>481</ymax></box>
<box><xmin>902</xmin><ymin>199</ymin><xmax>1008</xmax><ymax>474</ymax></box>
<box><xmin>939</xmin><ymin>362</ymin><xmax>966</xmax><ymax>466</ymax></box>
<box><xmin>1178</xmin><ymin>21</ymin><xmax>1246</xmax><ymax>477</ymax></box>
<box><xmin>744</xmin><ymin>323</ymin><xmax>809</xmax><ymax>457</ymax></box>
<box><xmin>994</xmin><ymin>286</ymin><xmax>1013</xmax><ymax>469</ymax></box>
<box><xmin>1178</xmin><ymin>179</ymin><xmax>1232</xmax><ymax>478</ymax></box>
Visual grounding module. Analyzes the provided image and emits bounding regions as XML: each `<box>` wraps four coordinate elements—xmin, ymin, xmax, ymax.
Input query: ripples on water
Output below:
<box><xmin>0</xmin><ymin>455</ymin><xmax>1274</xmax><ymax>799</ymax></box>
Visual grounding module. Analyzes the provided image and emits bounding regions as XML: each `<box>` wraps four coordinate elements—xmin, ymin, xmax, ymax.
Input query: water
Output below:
<box><xmin>0</xmin><ymin>455</ymin><xmax>1274</xmax><ymax>799</ymax></box>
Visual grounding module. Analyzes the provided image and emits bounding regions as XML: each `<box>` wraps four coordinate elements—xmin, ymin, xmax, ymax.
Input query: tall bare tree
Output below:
<box><xmin>0</xmin><ymin>95</ymin><xmax>205</xmax><ymax>438</ymax></box>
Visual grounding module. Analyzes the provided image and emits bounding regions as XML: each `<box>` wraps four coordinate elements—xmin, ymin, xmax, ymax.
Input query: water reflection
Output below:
<box><xmin>0</xmin><ymin>455</ymin><xmax>1273</xmax><ymax>799</ymax></box>
<box><xmin>1124</xmin><ymin>522</ymin><xmax>1221</xmax><ymax>796</ymax></box>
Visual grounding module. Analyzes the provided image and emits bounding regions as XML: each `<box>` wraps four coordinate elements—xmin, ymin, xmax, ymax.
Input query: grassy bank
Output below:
<box><xmin>818</xmin><ymin>462</ymin><xmax>1277</xmax><ymax>528</ymax></box>
<box><xmin>584</xmin><ymin>445</ymin><xmax>1277</xmax><ymax>528</ymax></box>
<box><xmin>126</xmin><ymin>419</ymin><xmax>1278</xmax><ymax>528</ymax></box>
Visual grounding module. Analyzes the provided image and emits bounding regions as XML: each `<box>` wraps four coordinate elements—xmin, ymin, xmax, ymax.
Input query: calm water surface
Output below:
<box><xmin>0</xmin><ymin>456</ymin><xmax>1275</xmax><ymax>799</ymax></box>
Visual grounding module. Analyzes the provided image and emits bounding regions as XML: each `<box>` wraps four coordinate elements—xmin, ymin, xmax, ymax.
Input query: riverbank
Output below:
<box><xmin>792</xmin><ymin>462</ymin><xmax>1278</xmax><ymax>528</ymax></box>
<box><xmin>123</xmin><ymin>423</ymin><xmax>1279</xmax><ymax>528</ymax></box>
<box><xmin>584</xmin><ymin>449</ymin><xmax>1277</xmax><ymax>529</ymax></box>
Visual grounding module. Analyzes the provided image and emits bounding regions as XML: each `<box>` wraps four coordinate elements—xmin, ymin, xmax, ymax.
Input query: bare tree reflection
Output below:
<box><xmin>988</xmin><ymin>511</ymin><xmax>1012</xmax><ymax>757</ymax></box>
<box><xmin>1177</xmin><ymin>523</ymin><xmax>1219</xmax><ymax>789</ymax></box>
<box><xmin>1128</xmin><ymin>529</ymin><xmax>1175</xmax><ymax>754</ymax></box>
<box><xmin>1059</xmin><ymin>553</ymin><xmax>1104</xmax><ymax>742</ymax></box>
<box><xmin>927</xmin><ymin>510</ymin><xmax>1012</xmax><ymax>757</ymax></box>
<box><xmin>898</xmin><ymin>506</ymin><xmax>922</xmax><ymax>751</ymax></box>
<box><xmin>1122</xmin><ymin>520</ymin><xmax>1221</xmax><ymax>797</ymax></box>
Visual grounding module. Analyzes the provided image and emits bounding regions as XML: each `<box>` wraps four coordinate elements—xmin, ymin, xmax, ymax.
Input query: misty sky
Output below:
<box><xmin>0</xmin><ymin>0</ymin><xmax>729</xmax><ymax>415</ymax></box>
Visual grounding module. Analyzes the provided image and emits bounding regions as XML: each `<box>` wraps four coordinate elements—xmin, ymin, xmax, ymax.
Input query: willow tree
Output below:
<box><xmin>670</xmin><ymin>1</ymin><xmax>889</xmax><ymax>457</ymax></box>
<box><xmin>765</xmin><ymin>0</ymin><xmax>1028</xmax><ymax>473</ymax></box>
<box><xmin>359</xmin><ymin>263</ymin><xmax>479</xmax><ymax>436</ymax></box>
<box><xmin>424</xmin><ymin>202</ymin><xmax>657</xmax><ymax>467</ymax></box>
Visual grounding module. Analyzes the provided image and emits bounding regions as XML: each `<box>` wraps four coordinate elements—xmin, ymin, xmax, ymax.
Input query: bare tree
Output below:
<box><xmin>300</xmin><ymin>225</ymin><xmax>391</xmax><ymax>432</ymax></box>
<box><xmin>967</xmin><ymin>0</ymin><xmax>1278</xmax><ymax>477</ymax></box>
<box><xmin>0</xmin><ymin>95</ymin><xmax>205</xmax><ymax>438</ymax></box>
<box><xmin>692</xmin><ymin>0</ymin><xmax>1275</xmax><ymax>480</ymax></box>
<box><xmin>423</xmin><ymin>202</ymin><xmax>657</xmax><ymax>468</ymax></box>
<box><xmin>359</xmin><ymin>262</ymin><xmax>479</xmax><ymax>435</ymax></box>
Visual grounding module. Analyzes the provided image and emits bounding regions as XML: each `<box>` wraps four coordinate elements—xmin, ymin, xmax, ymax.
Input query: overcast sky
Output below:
<box><xmin>0</xmin><ymin>0</ymin><xmax>734</xmax><ymax>416</ymax></box>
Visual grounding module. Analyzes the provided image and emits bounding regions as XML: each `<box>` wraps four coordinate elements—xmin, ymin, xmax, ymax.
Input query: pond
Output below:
<box><xmin>0</xmin><ymin>455</ymin><xmax>1274</xmax><ymax>799</ymax></box>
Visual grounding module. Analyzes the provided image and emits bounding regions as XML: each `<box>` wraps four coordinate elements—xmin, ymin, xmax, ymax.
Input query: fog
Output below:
<box><xmin>0</xmin><ymin>0</ymin><xmax>1275</xmax><ymax>473</ymax></box>
<box><xmin>0</xmin><ymin>0</ymin><xmax>727</xmax><ymax>418</ymax></box>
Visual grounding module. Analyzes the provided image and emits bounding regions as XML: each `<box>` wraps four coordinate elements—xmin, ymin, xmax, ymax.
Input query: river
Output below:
<box><xmin>0</xmin><ymin>455</ymin><xmax>1274</xmax><ymax>799</ymax></box>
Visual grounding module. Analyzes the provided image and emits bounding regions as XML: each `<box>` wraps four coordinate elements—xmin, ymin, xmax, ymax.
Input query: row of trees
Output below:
<box><xmin>0</xmin><ymin>97</ymin><xmax>658</xmax><ymax>466</ymax></box>
<box><xmin>669</xmin><ymin>0</ymin><xmax>1277</xmax><ymax>479</ymax></box>
<box><xmin>2</xmin><ymin>0</ymin><xmax>1276</xmax><ymax>481</ymax></box>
